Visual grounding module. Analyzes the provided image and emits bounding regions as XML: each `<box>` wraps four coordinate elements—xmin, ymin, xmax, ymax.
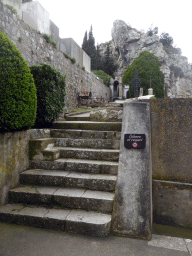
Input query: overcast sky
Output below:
<box><xmin>38</xmin><ymin>0</ymin><xmax>192</xmax><ymax>63</ymax></box>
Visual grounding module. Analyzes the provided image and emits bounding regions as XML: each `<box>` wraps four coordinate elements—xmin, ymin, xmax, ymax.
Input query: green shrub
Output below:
<box><xmin>0</xmin><ymin>31</ymin><xmax>37</xmax><ymax>132</ymax></box>
<box><xmin>5</xmin><ymin>4</ymin><xmax>17</xmax><ymax>15</ymax></box>
<box><xmin>43</xmin><ymin>34</ymin><xmax>57</xmax><ymax>48</ymax></box>
<box><xmin>123</xmin><ymin>51</ymin><xmax>164</xmax><ymax>98</ymax></box>
<box><xmin>70</xmin><ymin>57</ymin><xmax>76</xmax><ymax>64</ymax></box>
<box><xmin>30</xmin><ymin>64</ymin><xmax>66</xmax><ymax>127</ymax></box>
<box><xmin>92</xmin><ymin>70</ymin><xmax>111</xmax><ymax>86</ymax></box>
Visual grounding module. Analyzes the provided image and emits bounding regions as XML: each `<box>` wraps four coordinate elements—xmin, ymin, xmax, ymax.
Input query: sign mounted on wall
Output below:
<box><xmin>124</xmin><ymin>134</ymin><xmax>146</xmax><ymax>149</ymax></box>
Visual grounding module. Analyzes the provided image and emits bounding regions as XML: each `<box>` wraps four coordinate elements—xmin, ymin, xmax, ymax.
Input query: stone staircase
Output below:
<box><xmin>0</xmin><ymin>114</ymin><xmax>122</xmax><ymax>236</ymax></box>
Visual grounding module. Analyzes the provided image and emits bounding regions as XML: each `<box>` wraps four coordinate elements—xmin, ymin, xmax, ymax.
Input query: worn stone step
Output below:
<box><xmin>54</xmin><ymin>138</ymin><xmax>120</xmax><ymax>149</ymax></box>
<box><xmin>20</xmin><ymin>169</ymin><xmax>117</xmax><ymax>191</ymax></box>
<box><xmin>58</xmin><ymin>147</ymin><xmax>119</xmax><ymax>161</ymax></box>
<box><xmin>52</xmin><ymin>121</ymin><xmax>122</xmax><ymax>131</ymax></box>
<box><xmin>8</xmin><ymin>186</ymin><xmax>114</xmax><ymax>213</ymax></box>
<box><xmin>29</xmin><ymin>138</ymin><xmax>55</xmax><ymax>161</ymax></box>
<box><xmin>29</xmin><ymin>159</ymin><xmax>118</xmax><ymax>175</ymax></box>
<box><xmin>0</xmin><ymin>204</ymin><xmax>111</xmax><ymax>236</ymax></box>
<box><xmin>66</xmin><ymin>116</ymin><xmax>90</xmax><ymax>121</ymax></box>
<box><xmin>50</xmin><ymin>129</ymin><xmax>121</xmax><ymax>140</ymax></box>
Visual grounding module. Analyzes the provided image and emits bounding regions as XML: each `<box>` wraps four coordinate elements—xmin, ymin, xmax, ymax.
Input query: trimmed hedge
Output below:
<box><xmin>0</xmin><ymin>32</ymin><xmax>37</xmax><ymax>132</ymax></box>
<box><xmin>30</xmin><ymin>64</ymin><xmax>66</xmax><ymax>127</ymax></box>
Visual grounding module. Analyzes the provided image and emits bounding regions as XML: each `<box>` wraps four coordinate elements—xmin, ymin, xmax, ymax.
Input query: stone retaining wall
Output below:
<box><xmin>0</xmin><ymin>1</ymin><xmax>110</xmax><ymax>110</ymax></box>
<box><xmin>0</xmin><ymin>129</ymin><xmax>50</xmax><ymax>206</ymax></box>
<box><xmin>149</xmin><ymin>98</ymin><xmax>192</xmax><ymax>183</ymax></box>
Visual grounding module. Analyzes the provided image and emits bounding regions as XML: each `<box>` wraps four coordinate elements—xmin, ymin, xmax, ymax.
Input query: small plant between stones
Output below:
<box><xmin>43</xmin><ymin>34</ymin><xmax>57</xmax><ymax>48</ymax></box>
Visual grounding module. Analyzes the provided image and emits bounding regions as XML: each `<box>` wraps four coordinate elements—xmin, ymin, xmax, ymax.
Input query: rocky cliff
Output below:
<box><xmin>100</xmin><ymin>20</ymin><xmax>192</xmax><ymax>98</ymax></box>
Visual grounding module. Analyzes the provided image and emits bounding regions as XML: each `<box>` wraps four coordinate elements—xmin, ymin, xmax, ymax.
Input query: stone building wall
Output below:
<box><xmin>0</xmin><ymin>1</ymin><xmax>110</xmax><ymax>109</ymax></box>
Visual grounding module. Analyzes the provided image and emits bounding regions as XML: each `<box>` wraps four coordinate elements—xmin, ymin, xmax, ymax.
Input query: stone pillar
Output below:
<box><xmin>111</xmin><ymin>101</ymin><xmax>152</xmax><ymax>240</ymax></box>
<box><xmin>109</xmin><ymin>78</ymin><xmax>114</xmax><ymax>100</ymax></box>
<box><xmin>118</xmin><ymin>77</ymin><xmax>123</xmax><ymax>99</ymax></box>
<box><xmin>148</xmin><ymin>88</ymin><xmax>153</xmax><ymax>95</ymax></box>
<box><xmin>140</xmin><ymin>88</ymin><xmax>143</xmax><ymax>96</ymax></box>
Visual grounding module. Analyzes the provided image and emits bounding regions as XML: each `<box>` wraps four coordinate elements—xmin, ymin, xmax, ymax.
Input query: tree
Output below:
<box><xmin>147</xmin><ymin>26</ymin><xmax>158</xmax><ymax>36</ymax></box>
<box><xmin>95</xmin><ymin>44</ymin><xmax>104</xmax><ymax>71</ymax></box>
<box><xmin>0</xmin><ymin>31</ymin><xmax>37</xmax><ymax>132</ymax></box>
<box><xmin>92</xmin><ymin>70</ymin><xmax>111</xmax><ymax>86</ymax></box>
<box><xmin>160</xmin><ymin>32</ymin><xmax>173</xmax><ymax>46</ymax></box>
<box><xmin>82</xmin><ymin>31</ymin><xmax>88</xmax><ymax>52</ymax></box>
<box><xmin>122</xmin><ymin>51</ymin><xmax>164</xmax><ymax>98</ymax></box>
<box><xmin>82</xmin><ymin>26</ymin><xmax>97</xmax><ymax>70</ymax></box>
<box><xmin>103</xmin><ymin>44</ymin><xmax>118</xmax><ymax>76</ymax></box>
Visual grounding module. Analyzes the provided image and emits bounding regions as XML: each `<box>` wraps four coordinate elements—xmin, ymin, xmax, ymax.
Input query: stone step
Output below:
<box><xmin>54</xmin><ymin>138</ymin><xmax>120</xmax><ymax>149</ymax></box>
<box><xmin>8</xmin><ymin>186</ymin><xmax>114</xmax><ymax>213</ymax></box>
<box><xmin>66</xmin><ymin>116</ymin><xmax>90</xmax><ymax>121</ymax></box>
<box><xmin>29</xmin><ymin>159</ymin><xmax>119</xmax><ymax>175</ymax></box>
<box><xmin>52</xmin><ymin>121</ymin><xmax>122</xmax><ymax>131</ymax></box>
<box><xmin>58</xmin><ymin>147</ymin><xmax>119</xmax><ymax>161</ymax></box>
<box><xmin>20</xmin><ymin>169</ymin><xmax>117</xmax><ymax>191</ymax></box>
<box><xmin>0</xmin><ymin>204</ymin><xmax>111</xmax><ymax>236</ymax></box>
<box><xmin>51</xmin><ymin>129</ymin><xmax>121</xmax><ymax>140</ymax></box>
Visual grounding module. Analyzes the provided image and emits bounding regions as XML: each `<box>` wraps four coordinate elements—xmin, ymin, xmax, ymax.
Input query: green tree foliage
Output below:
<box><xmin>103</xmin><ymin>44</ymin><xmax>118</xmax><ymax>76</ymax></box>
<box><xmin>30</xmin><ymin>64</ymin><xmax>65</xmax><ymax>127</ymax></box>
<box><xmin>122</xmin><ymin>51</ymin><xmax>164</xmax><ymax>98</ymax></box>
<box><xmin>82</xmin><ymin>26</ymin><xmax>97</xmax><ymax>70</ymax></box>
<box><xmin>147</xmin><ymin>25</ymin><xmax>158</xmax><ymax>36</ymax></box>
<box><xmin>82</xmin><ymin>27</ymin><xmax>117</xmax><ymax>74</ymax></box>
<box><xmin>0</xmin><ymin>31</ymin><xmax>37</xmax><ymax>132</ymax></box>
<box><xmin>92</xmin><ymin>70</ymin><xmax>111</xmax><ymax>86</ymax></box>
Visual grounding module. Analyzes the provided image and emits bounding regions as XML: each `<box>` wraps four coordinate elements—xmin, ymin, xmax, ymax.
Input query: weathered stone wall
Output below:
<box><xmin>153</xmin><ymin>180</ymin><xmax>192</xmax><ymax>228</ymax></box>
<box><xmin>0</xmin><ymin>1</ymin><xmax>110</xmax><ymax>109</ymax></box>
<box><xmin>148</xmin><ymin>98</ymin><xmax>192</xmax><ymax>183</ymax></box>
<box><xmin>1</xmin><ymin>0</ymin><xmax>22</xmax><ymax>17</ymax></box>
<box><xmin>0</xmin><ymin>129</ymin><xmax>50</xmax><ymax>206</ymax></box>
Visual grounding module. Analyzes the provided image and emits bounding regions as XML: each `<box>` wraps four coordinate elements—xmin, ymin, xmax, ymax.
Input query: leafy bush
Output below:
<box><xmin>0</xmin><ymin>31</ymin><xmax>37</xmax><ymax>132</ymax></box>
<box><xmin>92</xmin><ymin>70</ymin><xmax>111</xmax><ymax>86</ymax></box>
<box><xmin>123</xmin><ymin>51</ymin><xmax>164</xmax><ymax>98</ymax></box>
<box><xmin>5</xmin><ymin>4</ymin><xmax>17</xmax><ymax>15</ymax></box>
<box><xmin>160</xmin><ymin>32</ymin><xmax>173</xmax><ymax>46</ymax></box>
<box><xmin>30</xmin><ymin>64</ymin><xmax>65</xmax><ymax>127</ymax></box>
<box><xmin>43</xmin><ymin>34</ymin><xmax>57</xmax><ymax>48</ymax></box>
<box><xmin>70</xmin><ymin>57</ymin><xmax>76</xmax><ymax>64</ymax></box>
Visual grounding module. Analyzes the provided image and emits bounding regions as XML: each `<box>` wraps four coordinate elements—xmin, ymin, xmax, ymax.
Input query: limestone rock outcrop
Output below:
<box><xmin>100</xmin><ymin>20</ymin><xmax>192</xmax><ymax>98</ymax></box>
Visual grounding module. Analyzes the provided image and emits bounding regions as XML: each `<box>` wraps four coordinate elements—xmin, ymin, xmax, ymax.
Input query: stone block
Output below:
<box><xmin>153</xmin><ymin>180</ymin><xmax>192</xmax><ymax>229</ymax></box>
<box><xmin>29</xmin><ymin>138</ymin><xmax>55</xmax><ymax>160</ymax></box>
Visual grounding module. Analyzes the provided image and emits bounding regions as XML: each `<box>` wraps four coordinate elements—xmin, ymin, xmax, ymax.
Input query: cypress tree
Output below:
<box><xmin>103</xmin><ymin>44</ymin><xmax>118</xmax><ymax>76</ymax></box>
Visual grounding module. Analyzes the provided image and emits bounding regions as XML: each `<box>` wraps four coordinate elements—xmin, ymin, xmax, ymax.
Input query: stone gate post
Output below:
<box><xmin>111</xmin><ymin>101</ymin><xmax>152</xmax><ymax>240</ymax></box>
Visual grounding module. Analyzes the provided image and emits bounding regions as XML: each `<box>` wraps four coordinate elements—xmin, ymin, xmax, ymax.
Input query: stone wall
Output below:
<box><xmin>1</xmin><ymin>0</ymin><xmax>22</xmax><ymax>17</ymax></box>
<box><xmin>0</xmin><ymin>129</ymin><xmax>50</xmax><ymax>206</ymax></box>
<box><xmin>148</xmin><ymin>98</ymin><xmax>192</xmax><ymax>183</ymax></box>
<box><xmin>21</xmin><ymin>1</ymin><xmax>50</xmax><ymax>34</ymax></box>
<box><xmin>0</xmin><ymin>1</ymin><xmax>110</xmax><ymax>109</ymax></box>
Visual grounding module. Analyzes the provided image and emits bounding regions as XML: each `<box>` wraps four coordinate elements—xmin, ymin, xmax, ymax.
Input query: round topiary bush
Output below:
<box><xmin>123</xmin><ymin>51</ymin><xmax>164</xmax><ymax>98</ymax></box>
<box><xmin>30</xmin><ymin>64</ymin><xmax>66</xmax><ymax>127</ymax></box>
<box><xmin>0</xmin><ymin>31</ymin><xmax>37</xmax><ymax>132</ymax></box>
